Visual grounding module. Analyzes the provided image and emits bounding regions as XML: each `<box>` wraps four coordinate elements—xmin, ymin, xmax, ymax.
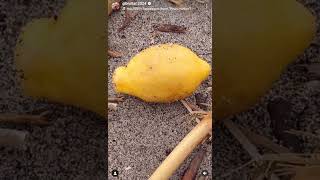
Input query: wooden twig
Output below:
<box><xmin>0</xmin><ymin>113</ymin><xmax>49</xmax><ymax>125</ymax></box>
<box><xmin>239</xmin><ymin>126</ymin><xmax>291</xmax><ymax>153</ymax></box>
<box><xmin>107</xmin><ymin>49</ymin><xmax>123</xmax><ymax>58</ymax></box>
<box><xmin>180</xmin><ymin>100</ymin><xmax>206</xmax><ymax>114</ymax></box>
<box><xmin>180</xmin><ymin>100</ymin><xmax>211</xmax><ymax>135</ymax></box>
<box><xmin>0</xmin><ymin>128</ymin><xmax>28</xmax><ymax>149</ymax></box>
<box><xmin>108</xmin><ymin>97</ymin><xmax>124</xmax><ymax>102</ymax></box>
<box><xmin>182</xmin><ymin>147</ymin><xmax>207</xmax><ymax>180</ymax></box>
<box><xmin>223</xmin><ymin>119</ymin><xmax>261</xmax><ymax>160</ymax></box>
<box><xmin>260</xmin><ymin>153</ymin><xmax>320</xmax><ymax>165</ymax></box>
<box><xmin>180</xmin><ymin>100</ymin><xmax>193</xmax><ymax>114</ymax></box>
<box><xmin>223</xmin><ymin>119</ymin><xmax>281</xmax><ymax>180</ymax></box>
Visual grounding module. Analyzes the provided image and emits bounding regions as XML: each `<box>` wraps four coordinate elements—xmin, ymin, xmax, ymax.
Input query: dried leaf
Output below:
<box><xmin>154</xmin><ymin>24</ymin><xmax>187</xmax><ymax>33</ymax></box>
<box><xmin>108</xmin><ymin>49</ymin><xmax>123</xmax><ymax>58</ymax></box>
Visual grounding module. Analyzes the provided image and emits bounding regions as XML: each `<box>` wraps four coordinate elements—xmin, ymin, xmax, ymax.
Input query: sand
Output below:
<box><xmin>107</xmin><ymin>1</ymin><xmax>212</xmax><ymax>179</ymax></box>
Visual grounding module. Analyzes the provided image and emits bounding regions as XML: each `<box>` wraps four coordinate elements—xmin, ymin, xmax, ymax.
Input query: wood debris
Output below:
<box><xmin>150</xmin><ymin>114</ymin><xmax>212</xmax><ymax>179</ymax></box>
<box><xmin>180</xmin><ymin>100</ymin><xmax>194</xmax><ymax>114</ymax></box>
<box><xmin>0</xmin><ymin>113</ymin><xmax>49</xmax><ymax>126</ymax></box>
<box><xmin>260</xmin><ymin>153</ymin><xmax>320</xmax><ymax>165</ymax></box>
<box><xmin>180</xmin><ymin>100</ymin><xmax>208</xmax><ymax>125</ymax></box>
<box><xmin>182</xmin><ymin>147</ymin><xmax>206</xmax><ymax>180</ymax></box>
<box><xmin>239</xmin><ymin>126</ymin><xmax>291</xmax><ymax>153</ymax></box>
<box><xmin>107</xmin><ymin>96</ymin><xmax>124</xmax><ymax>111</ymax></box>
<box><xmin>222</xmin><ymin>119</ymin><xmax>282</xmax><ymax>179</ymax></box>
<box><xmin>154</xmin><ymin>24</ymin><xmax>187</xmax><ymax>33</ymax></box>
<box><xmin>0</xmin><ymin>128</ymin><xmax>28</xmax><ymax>149</ymax></box>
<box><xmin>168</xmin><ymin>0</ymin><xmax>184</xmax><ymax>6</ymax></box>
<box><xmin>108</xmin><ymin>49</ymin><xmax>123</xmax><ymax>58</ymax></box>
<box><xmin>180</xmin><ymin>100</ymin><xmax>206</xmax><ymax>115</ymax></box>
<box><xmin>222</xmin><ymin>107</ymin><xmax>320</xmax><ymax>179</ymax></box>
<box><xmin>108</xmin><ymin>103</ymin><xmax>118</xmax><ymax>111</ymax></box>
<box><xmin>108</xmin><ymin>96</ymin><xmax>124</xmax><ymax>102</ymax></box>
<box><xmin>224</xmin><ymin>119</ymin><xmax>262</xmax><ymax>159</ymax></box>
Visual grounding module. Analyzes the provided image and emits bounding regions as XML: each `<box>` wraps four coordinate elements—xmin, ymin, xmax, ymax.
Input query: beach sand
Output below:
<box><xmin>107</xmin><ymin>1</ymin><xmax>212</xmax><ymax>179</ymax></box>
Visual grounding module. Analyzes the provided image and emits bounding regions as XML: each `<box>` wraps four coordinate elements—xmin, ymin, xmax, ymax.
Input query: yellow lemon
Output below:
<box><xmin>113</xmin><ymin>44</ymin><xmax>211</xmax><ymax>102</ymax></box>
<box><xmin>15</xmin><ymin>0</ymin><xmax>107</xmax><ymax>116</ymax></box>
<box><xmin>214</xmin><ymin>0</ymin><xmax>316</xmax><ymax>120</ymax></box>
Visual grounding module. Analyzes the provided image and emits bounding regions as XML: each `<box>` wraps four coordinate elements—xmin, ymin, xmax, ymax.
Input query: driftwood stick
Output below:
<box><xmin>0</xmin><ymin>113</ymin><xmax>48</xmax><ymax>125</ymax></box>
